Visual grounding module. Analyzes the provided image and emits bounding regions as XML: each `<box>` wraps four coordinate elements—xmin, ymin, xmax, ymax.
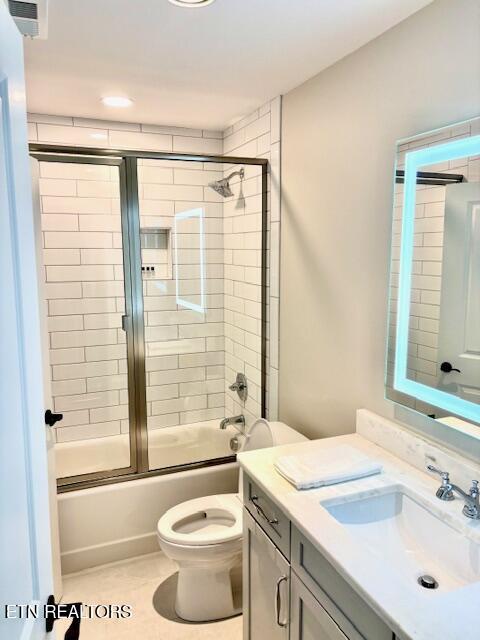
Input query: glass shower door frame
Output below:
<box><xmin>30</xmin><ymin>144</ymin><xmax>268</xmax><ymax>492</ymax></box>
<box><xmin>30</xmin><ymin>153</ymin><xmax>140</xmax><ymax>488</ymax></box>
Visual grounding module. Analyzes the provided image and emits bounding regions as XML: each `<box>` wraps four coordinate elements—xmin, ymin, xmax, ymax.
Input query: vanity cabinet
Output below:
<box><xmin>243</xmin><ymin>508</ymin><xmax>290</xmax><ymax>640</ymax></box>
<box><xmin>290</xmin><ymin>572</ymin><xmax>349</xmax><ymax>640</ymax></box>
<box><xmin>243</xmin><ymin>473</ymin><xmax>396</xmax><ymax>640</ymax></box>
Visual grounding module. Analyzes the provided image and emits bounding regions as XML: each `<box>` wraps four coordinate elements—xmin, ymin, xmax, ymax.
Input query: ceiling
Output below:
<box><xmin>23</xmin><ymin>0</ymin><xmax>433</xmax><ymax>130</ymax></box>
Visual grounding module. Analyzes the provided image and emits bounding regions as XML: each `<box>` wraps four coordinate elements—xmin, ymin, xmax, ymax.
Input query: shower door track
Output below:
<box><xmin>30</xmin><ymin>144</ymin><xmax>268</xmax><ymax>492</ymax></box>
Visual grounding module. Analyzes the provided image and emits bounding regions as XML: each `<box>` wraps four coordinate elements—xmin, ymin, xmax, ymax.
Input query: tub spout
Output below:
<box><xmin>219</xmin><ymin>415</ymin><xmax>245</xmax><ymax>434</ymax></box>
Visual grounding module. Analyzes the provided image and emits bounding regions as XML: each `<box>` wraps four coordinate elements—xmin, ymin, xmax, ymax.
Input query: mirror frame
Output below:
<box><xmin>393</xmin><ymin>133</ymin><xmax>480</xmax><ymax>424</ymax></box>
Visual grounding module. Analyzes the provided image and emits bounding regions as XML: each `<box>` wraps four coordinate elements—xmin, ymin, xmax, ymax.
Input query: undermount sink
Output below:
<box><xmin>322</xmin><ymin>487</ymin><xmax>480</xmax><ymax>592</ymax></box>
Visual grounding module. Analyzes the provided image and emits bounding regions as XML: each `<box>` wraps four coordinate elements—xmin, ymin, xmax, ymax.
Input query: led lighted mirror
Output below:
<box><xmin>174</xmin><ymin>207</ymin><xmax>205</xmax><ymax>314</ymax></box>
<box><xmin>386</xmin><ymin>117</ymin><xmax>480</xmax><ymax>427</ymax></box>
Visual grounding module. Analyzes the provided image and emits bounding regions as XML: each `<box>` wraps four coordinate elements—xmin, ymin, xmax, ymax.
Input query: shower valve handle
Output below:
<box><xmin>229</xmin><ymin>381</ymin><xmax>246</xmax><ymax>392</ymax></box>
<box><xmin>228</xmin><ymin>373</ymin><xmax>248</xmax><ymax>401</ymax></box>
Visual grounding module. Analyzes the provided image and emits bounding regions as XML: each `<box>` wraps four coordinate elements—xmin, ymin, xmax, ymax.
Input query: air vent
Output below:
<box><xmin>9</xmin><ymin>0</ymin><xmax>37</xmax><ymax>19</ymax></box>
<box><xmin>6</xmin><ymin>0</ymin><xmax>48</xmax><ymax>39</ymax></box>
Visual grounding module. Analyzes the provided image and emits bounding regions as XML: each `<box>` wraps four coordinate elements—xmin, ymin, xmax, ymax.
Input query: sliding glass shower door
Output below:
<box><xmin>136</xmin><ymin>158</ymin><xmax>230</xmax><ymax>471</ymax></box>
<box><xmin>32</xmin><ymin>146</ymin><xmax>267</xmax><ymax>489</ymax></box>
<box><xmin>37</xmin><ymin>159</ymin><xmax>135</xmax><ymax>482</ymax></box>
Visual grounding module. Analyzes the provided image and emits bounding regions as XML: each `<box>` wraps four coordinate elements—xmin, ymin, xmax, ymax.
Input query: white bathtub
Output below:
<box><xmin>55</xmin><ymin>420</ymin><xmax>233</xmax><ymax>478</ymax></box>
<box><xmin>56</xmin><ymin>421</ymin><xmax>238</xmax><ymax>574</ymax></box>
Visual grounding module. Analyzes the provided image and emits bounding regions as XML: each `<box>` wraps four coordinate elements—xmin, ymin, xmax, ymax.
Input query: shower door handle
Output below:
<box><xmin>121</xmin><ymin>315</ymin><xmax>130</xmax><ymax>332</ymax></box>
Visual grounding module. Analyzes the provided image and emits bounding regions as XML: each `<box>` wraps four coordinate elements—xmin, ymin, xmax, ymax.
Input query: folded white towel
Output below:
<box><xmin>274</xmin><ymin>445</ymin><xmax>382</xmax><ymax>490</ymax></box>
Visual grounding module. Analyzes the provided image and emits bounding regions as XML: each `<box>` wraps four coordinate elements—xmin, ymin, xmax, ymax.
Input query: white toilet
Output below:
<box><xmin>157</xmin><ymin>418</ymin><xmax>307</xmax><ymax>622</ymax></box>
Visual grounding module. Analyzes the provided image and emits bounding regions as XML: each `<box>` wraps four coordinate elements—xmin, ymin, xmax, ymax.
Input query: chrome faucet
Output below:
<box><xmin>219</xmin><ymin>414</ymin><xmax>245</xmax><ymax>434</ymax></box>
<box><xmin>426</xmin><ymin>465</ymin><xmax>455</xmax><ymax>501</ymax></box>
<box><xmin>427</xmin><ymin>465</ymin><xmax>480</xmax><ymax>520</ymax></box>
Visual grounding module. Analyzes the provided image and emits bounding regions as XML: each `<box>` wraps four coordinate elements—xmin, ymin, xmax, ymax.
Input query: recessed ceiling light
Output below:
<box><xmin>101</xmin><ymin>96</ymin><xmax>133</xmax><ymax>108</ymax></box>
<box><xmin>168</xmin><ymin>0</ymin><xmax>216</xmax><ymax>7</ymax></box>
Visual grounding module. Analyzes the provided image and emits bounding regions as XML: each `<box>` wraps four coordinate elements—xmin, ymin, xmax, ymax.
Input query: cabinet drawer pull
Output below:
<box><xmin>251</xmin><ymin>495</ymin><xmax>279</xmax><ymax>525</ymax></box>
<box><xmin>275</xmin><ymin>575</ymin><xmax>288</xmax><ymax>627</ymax></box>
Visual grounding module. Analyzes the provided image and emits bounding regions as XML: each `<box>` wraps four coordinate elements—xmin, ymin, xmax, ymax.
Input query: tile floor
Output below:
<box><xmin>54</xmin><ymin>552</ymin><xmax>243</xmax><ymax>640</ymax></box>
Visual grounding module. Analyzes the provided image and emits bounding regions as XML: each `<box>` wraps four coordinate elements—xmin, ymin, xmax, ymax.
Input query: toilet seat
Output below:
<box><xmin>157</xmin><ymin>493</ymin><xmax>242</xmax><ymax>547</ymax></box>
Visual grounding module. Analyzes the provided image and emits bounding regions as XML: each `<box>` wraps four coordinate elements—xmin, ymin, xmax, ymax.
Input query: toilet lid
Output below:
<box><xmin>157</xmin><ymin>493</ymin><xmax>242</xmax><ymax>547</ymax></box>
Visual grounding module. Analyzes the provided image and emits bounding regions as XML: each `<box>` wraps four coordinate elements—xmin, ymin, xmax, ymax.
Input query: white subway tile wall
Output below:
<box><xmin>223</xmin><ymin>97</ymin><xmax>281</xmax><ymax>424</ymax></box>
<box><xmin>29</xmin><ymin>106</ymin><xmax>281</xmax><ymax>466</ymax></box>
<box><xmin>387</xmin><ymin>118</ymin><xmax>479</xmax><ymax>412</ymax></box>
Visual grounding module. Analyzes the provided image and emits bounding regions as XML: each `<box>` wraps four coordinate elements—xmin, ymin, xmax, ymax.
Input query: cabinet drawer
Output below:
<box><xmin>244</xmin><ymin>474</ymin><xmax>291</xmax><ymax>559</ymax></box>
<box><xmin>291</xmin><ymin>527</ymin><xmax>393</xmax><ymax>640</ymax></box>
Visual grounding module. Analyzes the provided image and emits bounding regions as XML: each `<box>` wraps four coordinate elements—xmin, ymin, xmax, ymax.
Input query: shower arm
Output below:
<box><xmin>225</xmin><ymin>168</ymin><xmax>244</xmax><ymax>182</ymax></box>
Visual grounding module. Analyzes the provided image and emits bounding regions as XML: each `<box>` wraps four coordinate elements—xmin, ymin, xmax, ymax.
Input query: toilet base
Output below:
<box><xmin>156</xmin><ymin>495</ymin><xmax>244</xmax><ymax>623</ymax></box>
<box><xmin>175</xmin><ymin>555</ymin><xmax>242</xmax><ymax>622</ymax></box>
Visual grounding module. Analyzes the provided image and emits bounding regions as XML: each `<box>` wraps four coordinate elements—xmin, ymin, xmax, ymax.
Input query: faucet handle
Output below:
<box><xmin>427</xmin><ymin>465</ymin><xmax>455</xmax><ymax>501</ymax></box>
<box><xmin>426</xmin><ymin>464</ymin><xmax>450</xmax><ymax>484</ymax></box>
<box><xmin>470</xmin><ymin>480</ymin><xmax>479</xmax><ymax>497</ymax></box>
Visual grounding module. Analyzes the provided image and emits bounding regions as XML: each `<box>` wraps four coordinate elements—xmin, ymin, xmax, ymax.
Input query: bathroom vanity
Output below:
<box><xmin>242</xmin><ymin>475</ymin><xmax>394</xmax><ymax>640</ymax></box>
<box><xmin>238</xmin><ymin>410</ymin><xmax>480</xmax><ymax>640</ymax></box>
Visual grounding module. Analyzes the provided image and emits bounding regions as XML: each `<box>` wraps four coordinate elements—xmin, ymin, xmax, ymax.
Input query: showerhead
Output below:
<box><xmin>209</xmin><ymin>178</ymin><xmax>234</xmax><ymax>198</ymax></box>
<box><xmin>208</xmin><ymin>167</ymin><xmax>244</xmax><ymax>198</ymax></box>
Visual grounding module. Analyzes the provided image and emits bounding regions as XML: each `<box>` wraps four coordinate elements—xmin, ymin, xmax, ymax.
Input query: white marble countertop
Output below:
<box><xmin>238</xmin><ymin>432</ymin><xmax>480</xmax><ymax>640</ymax></box>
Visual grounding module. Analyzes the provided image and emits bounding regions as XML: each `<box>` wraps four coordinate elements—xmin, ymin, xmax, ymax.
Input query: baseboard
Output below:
<box><xmin>61</xmin><ymin>531</ymin><xmax>159</xmax><ymax>574</ymax></box>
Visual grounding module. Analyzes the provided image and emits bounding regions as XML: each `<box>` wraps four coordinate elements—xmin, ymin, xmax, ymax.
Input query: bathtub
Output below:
<box><xmin>56</xmin><ymin>421</ymin><xmax>238</xmax><ymax>574</ymax></box>
<box><xmin>55</xmin><ymin>419</ymin><xmax>233</xmax><ymax>478</ymax></box>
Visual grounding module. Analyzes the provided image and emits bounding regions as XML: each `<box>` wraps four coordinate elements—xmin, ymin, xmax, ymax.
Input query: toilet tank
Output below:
<box><xmin>240</xmin><ymin>418</ymin><xmax>307</xmax><ymax>452</ymax></box>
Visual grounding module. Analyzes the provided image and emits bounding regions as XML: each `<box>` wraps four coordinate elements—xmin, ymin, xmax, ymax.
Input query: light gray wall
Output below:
<box><xmin>279</xmin><ymin>0</ymin><xmax>480</xmax><ymax>442</ymax></box>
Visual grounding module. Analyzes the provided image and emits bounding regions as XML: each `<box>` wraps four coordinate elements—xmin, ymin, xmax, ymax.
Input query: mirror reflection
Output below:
<box><xmin>386</xmin><ymin>118</ymin><xmax>480</xmax><ymax>425</ymax></box>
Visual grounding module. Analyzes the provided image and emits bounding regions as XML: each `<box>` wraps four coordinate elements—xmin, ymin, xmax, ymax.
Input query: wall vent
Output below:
<box><xmin>6</xmin><ymin>0</ymin><xmax>48</xmax><ymax>39</ymax></box>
